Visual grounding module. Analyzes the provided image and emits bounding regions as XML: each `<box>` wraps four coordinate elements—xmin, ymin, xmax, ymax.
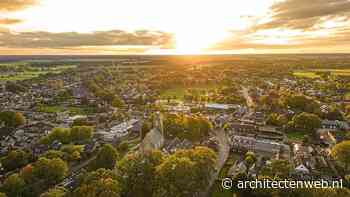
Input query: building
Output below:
<box><xmin>230</xmin><ymin>135</ymin><xmax>290</xmax><ymax>158</ymax></box>
<box><xmin>140</xmin><ymin>112</ymin><xmax>164</xmax><ymax>154</ymax></box>
<box><xmin>321</xmin><ymin>120</ymin><xmax>349</xmax><ymax>131</ymax></box>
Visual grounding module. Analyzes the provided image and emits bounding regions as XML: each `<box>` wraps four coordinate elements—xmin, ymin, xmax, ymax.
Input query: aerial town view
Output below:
<box><xmin>1</xmin><ymin>0</ymin><xmax>350</xmax><ymax>197</ymax></box>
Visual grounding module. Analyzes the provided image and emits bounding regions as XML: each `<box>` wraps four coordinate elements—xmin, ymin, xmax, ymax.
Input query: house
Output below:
<box><xmin>295</xmin><ymin>164</ymin><xmax>310</xmax><ymax>174</ymax></box>
<box><xmin>51</xmin><ymin>140</ymin><xmax>63</xmax><ymax>150</ymax></box>
<box><xmin>205</xmin><ymin>103</ymin><xmax>240</xmax><ymax>111</ymax></box>
<box><xmin>293</xmin><ymin>144</ymin><xmax>316</xmax><ymax>171</ymax></box>
<box><xmin>230</xmin><ymin>135</ymin><xmax>290</xmax><ymax>158</ymax></box>
<box><xmin>231</xmin><ymin>123</ymin><xmax>258</xmax><ymax>133</ymax></box>
<box><xmin>228</xmin><ymin>160</ymin><xmax>247</xmax><ymax>177</ymax></box>
<box><xmin>318</xmin><ymin>130</ymin><xmax>336</xmax><ymax>147</ymax></box>
<box><xmin>321</xmin><ymin>120</ymin><xmax>349</xmax><ymax>131</ymax></box>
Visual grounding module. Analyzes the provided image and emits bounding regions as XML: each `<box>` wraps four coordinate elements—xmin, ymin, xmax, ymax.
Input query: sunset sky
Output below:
<box><xmin>1</xmin><ymin>0</ymin><xmax>350</xmax><ymax>54</ymax></box>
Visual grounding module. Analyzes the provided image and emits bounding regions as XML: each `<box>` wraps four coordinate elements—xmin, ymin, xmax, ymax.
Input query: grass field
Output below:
<box><xmin>287</xmin><ymin>132</ymin><xmax>305</xmax><ymax>141</ymax></box>
<box><xmin>294</xmin><ymin>69</ymin><xmax>350</xmax><ymax>78</ymax></box>
<box><xmin>0</xmin><ymin>65</ymin><xmax>76</xmax><ymax>81</ymax></box>
<box><xmin>293</xmin><ymin>72</ymin><xmax>320</xmax><ymax>79</ymax></box>
<box><xmin>160</xmin><ymin>84</ymin><xmax>218</xmax><ymax>100</ymax></box>
<box><xmin>38</xmin><ymin>105</ymin><xmax>95</xmax><ymax>115</ymax></box>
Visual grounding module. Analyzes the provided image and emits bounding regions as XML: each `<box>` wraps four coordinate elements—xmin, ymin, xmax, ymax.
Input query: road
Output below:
<box><xmin>58</xmin><ymin>155</ymin><xmax>97</xmax><ymax>187</ymax></box>
<box><xmin>241</xmin><ymin>86</ymin><xmax>255</xmax><ymax>111</ymax></box>
<box><xmin>204</xmin><ymin>128</ymin><xmax>230</xmax><ymax>197</ymax></box>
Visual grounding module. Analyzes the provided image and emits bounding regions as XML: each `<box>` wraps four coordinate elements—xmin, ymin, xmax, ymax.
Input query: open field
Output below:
<box><xmin>294</xmin><ymin>69</ymin><xmax>350</xmax><ymax>78</ymax></box>
<box><xmin>293</xmin><ymin>72</ymin><xmax>320</xmax><ymax>78</ymax></box>
<box><xmin>0</xmin><ymin>65</ymin><xmax>76</xmax><ymax>81</ymax></box>
<box><xmin>160</xmin><ymin>84</ymin><xmax>218</xmax><ymax>100</ymax></box>
<box><xmin>287</xmin><ymin>132</ymin><xmax>305</xmax><ymax>141</ymax></box>
<box><xmin>38</xmin><ymin>105</ymin><xmax>95</xmax><ymax>115</ymax></box>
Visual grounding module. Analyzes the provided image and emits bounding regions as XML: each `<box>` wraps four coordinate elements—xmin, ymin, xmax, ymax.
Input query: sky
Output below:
<box><xmin>1</xmin><ymin>0</ymin><xmax>350</xmax><ymax>55</ymax></box>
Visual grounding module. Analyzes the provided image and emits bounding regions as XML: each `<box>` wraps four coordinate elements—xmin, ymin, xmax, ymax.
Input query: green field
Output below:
<box><xmin>293</xmin><ymin>72</ymin><xmax>320</xmax><ymax>79</ymax></box>
<box><xmin>287</xmin><ymin>132</ymin><xmax>305</xmax><ymax>141</ymax></box>
<box><xmin>38</xmin><ymin>105</ymin><xmax>95</xmax><ymax>115</ymax></box>
<box><xmin>160</xmin><ymin>84</ymin><xmax>218</xmax><ymax>100</ymax></box>
<box><xmin>0</xmin><ymin>65</ymin><xmax>76</xmax><ymax>81</ymax></box>
<box><xmin>294</xmin><ymin>69</ymin><xmax>350</xmax><ymax>78</ymax></box>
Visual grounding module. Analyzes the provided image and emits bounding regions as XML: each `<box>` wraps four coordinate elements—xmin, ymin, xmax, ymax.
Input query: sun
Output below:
<box><xmin>173</xmin><ymin>28</ymin><xmax>229</xmax><ymax>54</ymax></box>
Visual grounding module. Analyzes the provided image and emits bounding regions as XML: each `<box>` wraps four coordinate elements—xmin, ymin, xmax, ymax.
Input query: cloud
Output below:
<box><xmin>0</xmin><ymin>0</ymin><xmax>38</xmax><ymax>12</ymax></box>
<box><xmin>0</xmin><ymin>18</ymin><xmax>23</xmax><ymax>25</ymax></box>
<box><xmin>255</xmin><ymin>0</ymin><xmax>350</xmax><ymax>31</ymax></box>
<box><xmin>0</xmin><ymin>30</ymin><xmax>174</xmax><ymax>48</ymax></box>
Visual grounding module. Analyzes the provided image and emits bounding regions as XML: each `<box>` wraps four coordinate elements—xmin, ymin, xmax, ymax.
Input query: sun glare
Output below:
<box><xmin>174</xmin><ymin>28</ymin><xmax>229</xmax><ymax>54</ymax></box>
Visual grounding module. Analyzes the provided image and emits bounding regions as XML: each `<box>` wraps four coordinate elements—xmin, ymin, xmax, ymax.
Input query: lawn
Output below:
<box><xmin>294</xmin><ymin>69</ymin><xmax>350</xmax><ymax>79</ymax></box>
<box><xmin>0</xmin><ymin>65</ymin><xmax>77</xmax><ymax>81</ymax></box>
<box><xmin>38</xmin><ymin>105</ymin><xmax>95</xmax><ymax>115</ymax></box>
<box><xmin>160</xmin><ymin>84</ymin><xmax>218</xmax><ymax>100</ymax></box>
<box><xmin>38</xmin><ymin>105</ymin><xmax>65</xmax><ymax>113</ymax></box>
<box><xmin>287</xmin><ymin>132</ymin><xmax>305</xmax><ymax>141</ymax></box>
<box><xmin>293</xmin><ymin>72</ymin><xmax>320</xmax><ymax>79</ymax></box>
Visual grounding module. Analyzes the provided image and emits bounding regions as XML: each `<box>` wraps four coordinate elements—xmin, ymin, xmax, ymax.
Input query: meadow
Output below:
<box><xmin>294</xmin><ymin>68</ymin><xmax>350</xmax><ymax>78</ymax></box>
<box><xmin>0</xmin><ymin>64</ymin><xmax>76</xmax><ymax>81</ymax></box>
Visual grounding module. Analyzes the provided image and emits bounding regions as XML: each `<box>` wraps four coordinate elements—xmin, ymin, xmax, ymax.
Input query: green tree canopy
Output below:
<box><xmin>73</xmin><ymin>169</ymin><xmax>121</xmax><ymax>197</ymax></box>
<box><xmin>91</xmin><ymin>144</ymin><xmax>119</xmax><ymax>170</ymax></box>
<box><xmin>1</xmin><ymin>174</ymin><xmax>26</xmax><ymax>197</ymax></box>
<box><xmin>40</xmin><ymin>187</ymin><xmax>67</xmax><ymax>197</ymax></box>
<box><xmin>1</xmin><ymin>150</ymin><xmax>30</xmax><ymax>171</ymax></box>
<box><xmin>0</xmin><ymin>111</ymin><xmax>26</xmax><ymax>128</ymax></box>
<box><xmin>331</xmin><ymin>140</ymin><xmax>350</xmax><ymax>171</ymax></box>
<box><xmin>291</xmin><ymin>112</ymin><xmax>321</xmax><ymax>133</ymax></box>
<box><xmin>32</xmin><ymin>157</ymin><xmax>68</xmax><ymax>184</ymax></box>
<box><xmin>155</xmin><ymin>146</ymin><xmax>217</xmax><ymax>197</ymax></box>
<box><xmin>117</xmin><ymin>150</ymin><xmax>164</xmax><ymax>197</ymax></box>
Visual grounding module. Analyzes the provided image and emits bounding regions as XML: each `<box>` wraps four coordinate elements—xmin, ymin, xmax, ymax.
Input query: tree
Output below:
<box><xmin>331</xmin><ymin>140</ymin><xmax>350</xmax><ymax>171</ymax></box>
<box><xmin>244</xmin><ymin>151</ymin><xmax>257</xmax><ymax>169</ymax></box>
<box><xmin>260</xmin><ymin>159</ymin><xmax>292</xmax><ymax>178</ymax></box>
<box><xmin>112</xmin><ymin>97</ymin><xmax>125</xmax><ymax>108</ymax></box>
<box><xmin>33</xmin><ymin>157</ymin><xmax>69</xmax><ymax>184</ymax></box>
<box><xmin>291</xmin><ymin>112</ymin><xmax>321</xmax><ymax>133</ymax></box>
<box><xmin>1</xmin><ymin>150</ymin><xmax>30</xmax><ymax>171</ymax></box>
<box><xmin>117</xmin><ymin>151</ymin><xmax>164</xmax><ymax>197</ymax></box>
<box><xmin>43</xmin><ymin>150</ymin><xmax>65</xmax><ymax>160</ymax></box>
<box><xmin>73</xmin><ymin>169</ymin><xmax>121</xmax><ymax>197</ymax></box>
<box><xmin>155</xmin><ymin>156</ymin><xmax>197</xmax><ymax>197</ymax></box>
<box><xmin>70</xmin><ymin>126</ymin><xmax>94</xmax><ymax>142</ymax></box>
<box><xmin>43</xmin><ymin>127</ymin><xmax>71</xmax><ymax>144</ymax></box>
<box><xmin>2</xmin><ymin>174</ymin><xmax>26</xmax><ymax>197</ymax></box>
<box><xmin>282</xmin><ymin>94</ymin><xmax>320</xmax><ymax>114</ymax></box>
<box><xmin>0</xmin><ymin>111</ymin><xmax>26</xmax><ymax>128</ymax></box>
<box><xmin>141</xmin><ymin>121</ymin><xmax>152</xmax><ymax>139</ymax></box>
<box><xmin>20</xmin><ymin>164</ymin><xmax>35</xmax><ymax>183</ymax></box>
<box><xmin>91</xmin><ymin>144</ymin><xmax>119</xmax><ymax>170</ymax></box>
<box><xmin>40</xmin><ymin>187</ymin><xmax>67</xmax><ymax>197</ymax></box>
<box><xmin>155</xmin><ymin>147</ymin><xmax>217</xmax><ymax>197</ymax></box>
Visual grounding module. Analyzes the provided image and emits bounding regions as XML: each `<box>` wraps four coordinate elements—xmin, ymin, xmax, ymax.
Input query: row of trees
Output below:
<box><xmin>0</xmin><ymin>157</ymin><xmax>68</xmax><ymax>197</ymax></box>
<box><xmin>0</xmin><ymin>111</ymin><xmax>26</xmax><ymax>128</ymax></box>
<box><xmin>1</xmin><ymin>149</ymin><xmax>32</xmax><ymax>172</ymax></box>
<box><xmin>163</xmin><ymin>113</ymin><xmax>212</xmax><ymax>142</ymax></box>
<box><xmin>40</xmin><ymin>126</ymin><xmax>94</xmax><ymax>145</ymax></box>
<box><xmin>44</xmin><ymin>146</ymin><xmax>217</xmax><ymax>197</ymax></box>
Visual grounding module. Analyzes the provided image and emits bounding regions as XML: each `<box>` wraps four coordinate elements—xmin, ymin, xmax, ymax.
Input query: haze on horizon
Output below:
<box><xmin>1</xmin><ymin>0</ymin><xmax>350</xmax><ymax>55</ymax></box>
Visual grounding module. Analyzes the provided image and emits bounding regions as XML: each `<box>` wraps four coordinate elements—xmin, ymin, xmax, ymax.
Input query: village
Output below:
<box><xmin>1</xmin><ymin>56</ymin><xmax>350</xmax><ymax>197</ymax></box>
